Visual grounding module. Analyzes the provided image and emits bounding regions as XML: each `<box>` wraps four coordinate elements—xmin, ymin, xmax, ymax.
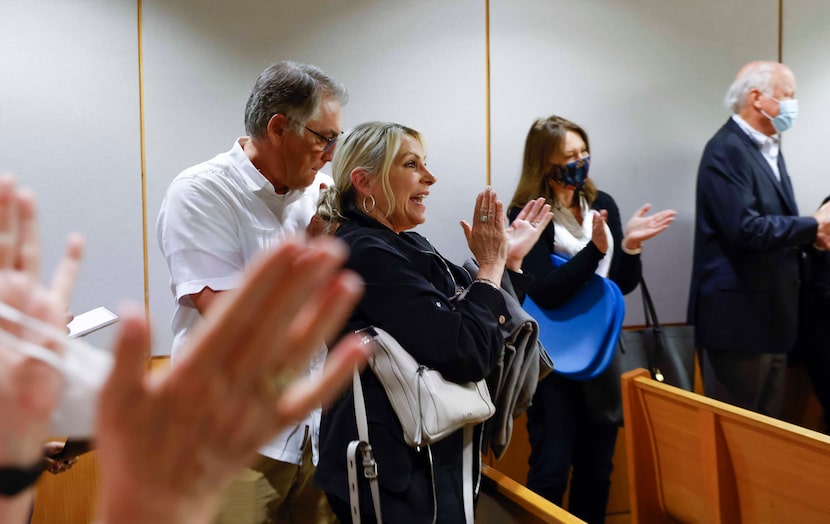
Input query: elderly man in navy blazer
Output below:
<box><xmin>688</xmin><ymin>61</ymin><xmax>830</xmax><ymax>418</ymax></box>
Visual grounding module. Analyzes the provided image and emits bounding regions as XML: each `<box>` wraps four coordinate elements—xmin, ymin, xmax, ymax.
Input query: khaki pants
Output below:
<box><xmin>214</xmin><ymin>441</ymin><xmax>335</xmax><ymax>524</ymax></box>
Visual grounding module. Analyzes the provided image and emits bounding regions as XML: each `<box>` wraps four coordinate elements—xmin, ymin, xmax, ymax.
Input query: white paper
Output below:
<box><xmin>67</xmin><ymin>306</ymin><xmax>119</xmax><ymax>338</ymax></box>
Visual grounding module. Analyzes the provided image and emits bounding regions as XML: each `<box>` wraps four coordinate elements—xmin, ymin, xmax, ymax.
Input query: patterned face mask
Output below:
<box><xmin>547</xmin><ymin>155</ymin><xmax>591</xmax><ymax>191</ymax></box>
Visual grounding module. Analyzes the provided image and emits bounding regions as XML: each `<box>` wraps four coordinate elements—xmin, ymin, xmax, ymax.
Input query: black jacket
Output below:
<box><xmin>316</xmin><ymin>205</ymin><xmax>511</xmax><ymax>523</ymax></box>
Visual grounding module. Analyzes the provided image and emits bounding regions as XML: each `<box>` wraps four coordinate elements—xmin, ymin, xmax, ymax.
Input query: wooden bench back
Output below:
<box><xmin>622</xmin><ymin>368</ymin><xmax>830</xmax><ymax>523</ymax></box>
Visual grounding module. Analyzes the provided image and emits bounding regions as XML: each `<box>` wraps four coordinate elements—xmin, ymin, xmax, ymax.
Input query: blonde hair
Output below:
<box><xmin>318</xmin><ymin>121</ymin><xmax>423</xmax><ymax>222</ymax></box>
<box><xmin>509</xmin><ymin>115</ymin><xmax>597</xmax><ymax>209</ymax></box>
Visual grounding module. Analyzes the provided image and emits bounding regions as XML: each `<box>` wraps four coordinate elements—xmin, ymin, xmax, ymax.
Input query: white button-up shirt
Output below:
<box><xmin>156</xmin><ymin>138</ymin><xmax>332</xmax><ymax>465</ymax></box>
<box><xmin>732</xmin><ymin>114</ymin><xmax>781</xmax><ymax>181</ymax></box>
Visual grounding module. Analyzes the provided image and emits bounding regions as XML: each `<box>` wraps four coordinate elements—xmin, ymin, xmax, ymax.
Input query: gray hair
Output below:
<box><xmin>317</xmin><ymin>122</ymin><xmax>423</xmax><ymax>223</ymax></box>
<box><xmin>244</xmin><ymin>61</ymin><xmax>348</xmax><ymax>138</ymax></box>
<box><xmin>723</xmin><ymin>62</ymin><xmax>776</xmax><ymax>114</ymax></box>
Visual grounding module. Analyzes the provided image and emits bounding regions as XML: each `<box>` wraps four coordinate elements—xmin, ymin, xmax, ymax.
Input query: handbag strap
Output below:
<box><xmin>638</xmin><ymin>275</ymin><xmax>667</xmax><ymax>381</ymax></box>
<box><xmin>416</xmin><ymin>367</ymin><xmax>424</xmax><ymax>448</ymax></box>
<box><xmin>351</xmin><ymin>332</ymin><xmax>475</xmax><ymax>524</ymax></box>
<box><xmin>639</xmin><ymin>275</ymin><xmax>662</xmax><ymax>329</ymax></box>
<box><xmin>462</xmin><ymin>425</ymin><xmax>474</xmax><ymax>524</ymax></box>
<box><xmin>349</xmin><ymin>366</ymin><xmax>383</xmax><ymax>524</ymax></box>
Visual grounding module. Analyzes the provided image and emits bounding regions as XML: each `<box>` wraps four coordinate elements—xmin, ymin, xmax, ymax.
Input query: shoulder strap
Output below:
<box><xmin>349</xmin><ymin>367</ymin><xmax>383</xmax><ymax>524</ymax></box>
<box><xmin>462</xmin><ymin>426</ymin><xmax>475</xmax><ymax>524</ymax></box>
<box><xmin>639</xmin><ymin>275</ymin><xmax>661</xmax><ymax>328</ymax></box>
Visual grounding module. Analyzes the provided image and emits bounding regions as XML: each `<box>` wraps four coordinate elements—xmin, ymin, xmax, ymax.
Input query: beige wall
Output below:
<box><xmin>8</xmin><ymin>1</ymin><xmax>828</xmax><ymax>519</ymax></box>
<box><xmin>2</xmin><ymin>0</ymin><xmax>827</xmax><ymax>355</ymax></box>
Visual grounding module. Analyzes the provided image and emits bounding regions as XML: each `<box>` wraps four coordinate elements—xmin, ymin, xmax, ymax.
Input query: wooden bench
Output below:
<box><xmin>622</xmin><ymin>368</ymin><xmax>830</xmax><ymax>523</ymax></box>
<box><xmin>478</xmin><ymin>464</ymin><xmax>585</xmax><ymax>523</ymax></box>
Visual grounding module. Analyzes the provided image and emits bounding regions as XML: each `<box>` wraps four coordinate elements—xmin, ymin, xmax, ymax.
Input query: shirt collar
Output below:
<box><xmin>228</xmin><ymin>138</ymin><xmax>275</xmax><ymax>193</ymax></box>
<box><xmin>732</xmin><ymin>114</ymin><xmax>779</xmax><ymax>148</ymax></box>
<box><xmin>230</xmin><ymin>137</ymin><xmax>305</xmax><ymax>200</ymax></box>
<box><xmin>731</xmin><ymin>114</ymin><xmax>780</xmax><ymax>163</ymax></box>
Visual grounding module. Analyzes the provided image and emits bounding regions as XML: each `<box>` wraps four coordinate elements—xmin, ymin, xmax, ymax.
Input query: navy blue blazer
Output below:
<box><xmin>687</xmin><ymin>118</ymin><xmax>818</xmax><ymax>354</ymax></box>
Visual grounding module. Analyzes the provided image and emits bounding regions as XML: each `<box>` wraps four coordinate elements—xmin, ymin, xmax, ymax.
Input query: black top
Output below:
<box><xmin>508</xmin><ymin>190</ymin><xmax>641</xmax><ymax>307</ymax></box>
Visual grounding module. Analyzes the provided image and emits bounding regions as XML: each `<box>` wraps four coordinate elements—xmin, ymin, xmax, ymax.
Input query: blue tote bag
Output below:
<box><xmin>521</xmin><ymin>254</ymin><xmax>625</xmax><ymax>379</ymax></box>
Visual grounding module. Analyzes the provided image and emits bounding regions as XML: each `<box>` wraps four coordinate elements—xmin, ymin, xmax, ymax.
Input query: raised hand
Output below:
<box><xmin>505</xmin><ymin>197</ymin><xmax>553</xmax><ymax>271</ymax></box>
<box><xmin>0</xmin><ymin>175</ymin><xmax>83</xmax><ymax>468</ymax></box>
<box><xmin>96</xmin><ymin>237</ymin><xmax>371</xmax><ymax>523</ymax></box>
<box><xmin>0</xmin><ymin>175</ymin><xmax>83</xmax><ymax>523</ymax></box>
<box><xmin>591</xmin><ymin>210</ymin><xmax>609</xmax><ymax>254</ymax></box>
<box><xmin>621</xmin><ymin>203</ymin><xmax>677</xmax><ymax>252</ymax></box>
<box><xmin>460</xmin><ymin>187</ymin><xmax>508</xmax><ymax>285</ymax></box>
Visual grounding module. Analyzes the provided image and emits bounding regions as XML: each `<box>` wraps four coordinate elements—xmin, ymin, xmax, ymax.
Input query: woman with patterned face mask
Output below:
<box><xmin>508</xmin><ymin>115</ymin><xmax>676</xmax><ymax>524</ymax></box>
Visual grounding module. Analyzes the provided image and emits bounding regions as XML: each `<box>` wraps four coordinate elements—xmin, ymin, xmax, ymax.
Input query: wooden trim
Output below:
<box><xmin>484</xmin><ymin>0</ymin><xmax>491</xmax><ymax>186</ymax></box>
<box><xmin>137</xmin><ymin>0</ymin><xmax>150</xmax><ymax>324</ymax></box>
<box><xmin>778</xmin><ymin>0</ymin><xmax>783</xmax><ymax>62</ymax></box>
<box><xmin>481</xmin><ymin>465</ymin><xmax>586</xmax><ymax>523</ymax></box>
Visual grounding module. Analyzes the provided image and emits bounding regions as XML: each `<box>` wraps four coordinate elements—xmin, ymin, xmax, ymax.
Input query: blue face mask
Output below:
<box><xmin>547</xmin><ymin>156</ymin><xmax>590</xmax><ymax>191</ymax></box>
<box><xmin>762</xmin><ymin>97</ymin><xmax>799</xmax><ymax>133</ymax></box>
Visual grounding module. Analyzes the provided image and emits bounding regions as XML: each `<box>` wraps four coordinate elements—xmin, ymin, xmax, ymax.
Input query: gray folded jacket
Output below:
<box><xmin>462</xmin><ymin>259</ymin><xmax>552</xmax><ymax>459</ymax></box>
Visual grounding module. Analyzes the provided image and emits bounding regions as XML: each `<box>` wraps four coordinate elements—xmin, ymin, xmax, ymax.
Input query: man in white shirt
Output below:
<box><xmin>157</xmin><ymin>60</ymin><xmax>347</xmax><ymax>523</ymax></box>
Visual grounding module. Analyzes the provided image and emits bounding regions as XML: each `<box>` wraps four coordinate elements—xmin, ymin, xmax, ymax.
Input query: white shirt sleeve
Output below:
<box><xmin>157</xmin><ymin>176</ymin><xmax>244</xmax><ymax>304</ymax></box>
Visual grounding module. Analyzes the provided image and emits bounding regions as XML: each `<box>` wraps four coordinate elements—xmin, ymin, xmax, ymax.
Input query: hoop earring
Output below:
<box><xmin>362</xmin><ymin>195</ymin><xmax>376</xmax><ymax>214</ymax></box>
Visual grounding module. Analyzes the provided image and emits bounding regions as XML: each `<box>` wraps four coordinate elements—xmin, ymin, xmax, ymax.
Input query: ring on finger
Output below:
<box><xmin>480</xmin><ymin>215</ymin><xmax>488</xmax><ymax>223</ymax></box>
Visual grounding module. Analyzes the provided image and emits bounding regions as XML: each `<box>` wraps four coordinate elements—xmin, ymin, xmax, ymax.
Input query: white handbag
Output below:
<box><xmin>360</xmin><ymin>326</ymin><xmax>495</xmax><ymax>447</ymax></box>
<box><xmin>349</xmin><ymin>326</ymin><xmax>490</xmax><ymax>524</ymax></box>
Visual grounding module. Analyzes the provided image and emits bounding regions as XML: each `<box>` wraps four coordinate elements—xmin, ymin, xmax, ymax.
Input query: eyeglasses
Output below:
<box><xmin>304</xmin><ymin>126</ymin><xmax>342</xmax><ymax>153</ymax></box>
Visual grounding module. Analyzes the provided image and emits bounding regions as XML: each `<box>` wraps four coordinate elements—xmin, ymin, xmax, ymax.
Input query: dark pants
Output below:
<box><xmin>795</xmin><ymin>279</ymin><xmax>830</xmax><ymax>430</ymax></box>
<box><xmin>526</xmin><ymin>374</ymin><xmax>617</xmax><ymax>524</ymax></box>
<box><xmin>701</xmin><ymin>347</ymin><xmax>787</xmax><ymax>419</ymax></box>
